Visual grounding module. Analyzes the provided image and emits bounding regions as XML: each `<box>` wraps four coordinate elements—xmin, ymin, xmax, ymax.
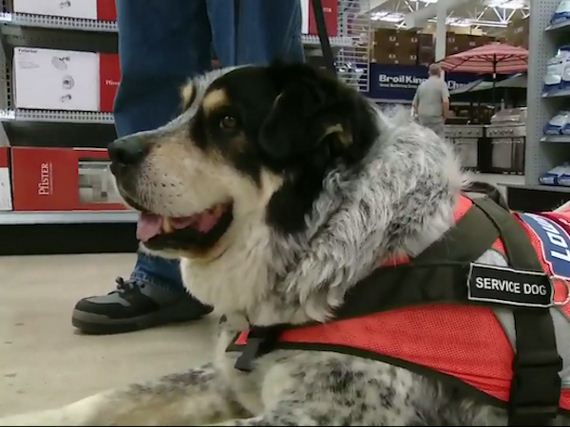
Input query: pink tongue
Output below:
<box><xmin>197</xmin><ymin>211</ymin><xmax>222</xmax><ymax>233</ymax></box>
<box><xmin>171</xmin><ymin>210</ymin><xmax>221</xmax><ymax>233</ymax></box>
<box><xmin>136</xmin><ymin>207</ymin><xmax>226</xmax><ymax>242</ymax></box>
<box><xmin>136</xmin><ymin>213</ymin><xmax>163</xmax><ymax>242</ymax></box>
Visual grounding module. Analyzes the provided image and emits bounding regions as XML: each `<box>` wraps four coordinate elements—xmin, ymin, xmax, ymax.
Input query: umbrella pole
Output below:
<box><xmin>492</xmin><ymin>53</ymin><xmax>497</xmax><ymax>108</ymax></box>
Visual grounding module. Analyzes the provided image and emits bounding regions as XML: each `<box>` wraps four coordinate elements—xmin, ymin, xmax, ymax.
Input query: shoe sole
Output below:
<box><xmin>72</xmin><ymin>300</ymin><xmax>211</xmax><ymax>335</ymax></box>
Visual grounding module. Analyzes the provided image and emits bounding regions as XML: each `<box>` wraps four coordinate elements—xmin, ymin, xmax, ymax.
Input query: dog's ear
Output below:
<box><xmin>258</xmin><ymin>66</ymin><xmax>363</xmax><ymax>166</ymax></box>
<box><xmin>261</xmin><ymin>65</ymin><xmax>379</xmax><ymax>234</ymax></box>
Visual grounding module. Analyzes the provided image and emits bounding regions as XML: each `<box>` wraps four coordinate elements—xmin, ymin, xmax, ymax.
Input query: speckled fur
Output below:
<box><xmin>1</xmin><ymin>67</ymin><xmax>569</xmax><ymax>426</ymax></box>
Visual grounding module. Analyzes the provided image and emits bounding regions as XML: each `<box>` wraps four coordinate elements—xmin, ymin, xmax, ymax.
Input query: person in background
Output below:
<box><xmin>72</xmin><ymin>0</ymin><xmax>304</xmax><ymax>334</ymax></box>
<box><xmin>412</xmin><ymin>63</ymin><xmax>450</xmax><ymax>139</ymax></box>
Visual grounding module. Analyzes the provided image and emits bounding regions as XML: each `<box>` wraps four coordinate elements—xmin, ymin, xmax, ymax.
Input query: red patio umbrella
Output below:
<box><xmin>439</xmin><ymin>42</ymin><xmax>528</xmax><ymax>103</ymax></box>
<box><xmin>439</xmin><ymin>42</ymin><xmax>528</xmax><ymax>74</ymax></box>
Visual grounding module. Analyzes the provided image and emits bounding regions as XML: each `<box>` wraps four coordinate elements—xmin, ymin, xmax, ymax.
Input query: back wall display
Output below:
<box><xmin>366</xmin><ymin>63</ymin><xmax>482</xmax><ymax>102</ymax></box>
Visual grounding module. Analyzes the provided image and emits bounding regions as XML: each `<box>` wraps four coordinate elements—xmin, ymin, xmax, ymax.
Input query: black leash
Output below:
<box><xmin>311</xmin><ymin>0</ymin><xmax>337</xmax><ymax>75</ymax></box>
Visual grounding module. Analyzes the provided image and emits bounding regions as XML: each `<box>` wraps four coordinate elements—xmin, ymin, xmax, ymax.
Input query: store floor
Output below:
<box><xmin>0</xmin><ymin>254</ymin><xmax>216</xmax><ymax>417</ymax></box>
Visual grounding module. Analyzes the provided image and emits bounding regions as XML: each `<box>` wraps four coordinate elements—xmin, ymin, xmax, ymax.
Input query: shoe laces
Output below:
<box><xmin>113</xmin><ymin>276</ymin><xmax>146</xmax><ymax>294</ymax></box>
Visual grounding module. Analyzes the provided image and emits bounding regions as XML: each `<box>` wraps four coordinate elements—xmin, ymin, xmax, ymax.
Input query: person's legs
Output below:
<box><xmin>207</xmin><ymin>0</ymin><xmax>304</xmax><ymax>67</ymax></box>
<box><xmin>73</xmin><ymin>0</ymin><xmax>304</xmax><ymax>334</ymax></box>
<box><xmin>72</xmin><ymin>0</ymin><xmax>213</xmax><ymax>334</ymax></box>
<box><xmin>419</xmin><ymin>116</ymin><xmax>445</xmax><ymax>140</ymax></box>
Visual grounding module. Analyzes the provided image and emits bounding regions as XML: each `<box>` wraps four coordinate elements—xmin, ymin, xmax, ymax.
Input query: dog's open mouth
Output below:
<box><xmin>137</xmin><ymin>202</ymin><xmax>234</xmax><ymax>252</ymax></box>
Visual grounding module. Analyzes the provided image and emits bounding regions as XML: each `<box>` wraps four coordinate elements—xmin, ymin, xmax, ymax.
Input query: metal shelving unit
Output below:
<box><xmin>0</xmin><ymin>12</ymin><xmax>358</xmax><ymax>46</ymax></box>
<box><xmin>0</xmin><ymin>210</ymin><xmax>137</xmax><ymax>224</ymax></box>
<box><xmin>0</xmin><ymin>108</ymin><xmax>113</xmax><ymax>124</ymax></box>
<box><xmin>508</xmin><ymin>183</ymin><xmax>570</xmax><ymax>193</ymax></box>
<box><xmin>542</xmin><ymin>88</ymin><xmax>570</xmax><ymax>98</ymax></box>
<box><xmin>0</xmin><ymin>2</ymin><xmax>370</xmax><ymax>254</ymax></box>
<box><xmin>0</xmin><ymin>12</ymin><xmax>117</xmax><ymax>32</ymax></box>
<box><xmin>545</xmin><ymin>19</ymin><xmax>570</xmax><ymax>31</ymax></box>
<box><xmin>541</xmin><ymin>135</ymin><xmax>570</xmax><ymax>143</ymax></box>
<box><xmin>0</xmin><ymin>12</ymin><xmax>361</xmax><ymax>49</ymax></box>
<box><xmin>506</xmin><ymin>1</ymin><xmax>570</xmax><ymax>211</ymax></box>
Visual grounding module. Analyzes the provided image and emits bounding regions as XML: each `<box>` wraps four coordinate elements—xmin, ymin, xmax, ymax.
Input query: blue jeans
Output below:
<box><xmin>114</xmin><ymin>0</ymin><xmax>304</xmax><ymax>291</ymax></box>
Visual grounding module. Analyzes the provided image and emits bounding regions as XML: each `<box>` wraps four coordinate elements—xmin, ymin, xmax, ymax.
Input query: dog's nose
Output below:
<box><xmin>108</xmin><ymin>137</ymin><xmax>149</xmax><ymax>167</ymax></box>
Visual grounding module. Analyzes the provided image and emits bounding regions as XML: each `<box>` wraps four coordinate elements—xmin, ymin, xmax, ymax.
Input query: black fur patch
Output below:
<box><xmin>189</xmin><ymin>64</ymin><xmax>380</xmax><ymax>234</ymax></box>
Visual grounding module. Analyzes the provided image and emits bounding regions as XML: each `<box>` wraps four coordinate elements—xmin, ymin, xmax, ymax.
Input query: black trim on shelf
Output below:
<box><xmin>541</xmin><ymin>135</ymin><xmax>570</xmax><ymax>143</ymax></box>
<box><xmin>506</xmin><ymin>184</ymin><xmax>570</xmax><ymax>212</ymax></box>
<box><xmin>508</xmin><ymin>183</ymin><xmax>570</xmax><ymax>193</ymax></box>
<box><xmin>542</xmin><ymin>88</ymin><xmax>570</xmax><ymax>98</ymax></box>
<box><xmin>5</xmin><ymin>121</ymin><xmax>116</xmax><ymax>147</ymax></box>
<box><xmin>0</xmin><ymin>23</ymin><xmax>118</xmax><ymax>53</ymax></box>
<box><xmin>0</xmin><ymin>222</ymin><xmax>138</xmax><ymax>255</ymax></box>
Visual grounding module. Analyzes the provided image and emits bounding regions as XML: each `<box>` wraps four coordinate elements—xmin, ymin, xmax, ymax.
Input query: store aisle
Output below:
<box><xmin>0</xmin><ymin>254</ymin><xmax>216</xmax><ymax>417</ymax></box>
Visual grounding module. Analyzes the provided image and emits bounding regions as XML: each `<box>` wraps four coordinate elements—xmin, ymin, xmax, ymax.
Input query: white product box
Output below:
<box><xmin>0</xmin><ymin>147</ymin><xmax>12</xmax><ymax>211</ymax></box>
<box><xmin>14</xmin><ymin>47</ymin><xmax>99</xmax><ymax>111</ymax></box>
<box><xmin>13</xmin><ymin>0</ymin><xmax>98</xmax><ymax>19</ymax></box>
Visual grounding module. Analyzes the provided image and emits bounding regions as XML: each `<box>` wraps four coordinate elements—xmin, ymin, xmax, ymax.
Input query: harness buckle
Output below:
<box><xmin>233</xmin><ymin>325</ymin><xmax>283</xmax><ymax>373</ymax></box>
<box><xmin>549</xmin><ymin>275</ymin><xmax>570</xmax><ymax>307</ymax></box>
<box><xmin>234</xmin><ymin>337</ymin><xmax>264</xmax><ymax>373</ymax></box>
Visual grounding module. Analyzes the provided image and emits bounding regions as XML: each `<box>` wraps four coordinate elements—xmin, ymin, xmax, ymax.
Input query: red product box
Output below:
<box><xmin>99</xmin><ymin>53</ymin><xmax>120</xmax><ymax>112</ymax></box>
<box><xmin>0</xmin><ymin>147</ymin><xmax>12</xmax><ymax>210</ymax></box>
<box><xmin>302</xmin><ymin>0</ymin><xmax>338</xmax><ymax>37</ymax></box>
<box><xmin>97</xmin><ymin>0</ymin><xmax>117</xmax><ymax>21</ymax></box>
<box><xmin>11</xmin><ymin>147</ymin><xmax>127</xmax><ymax>211</ymax></box>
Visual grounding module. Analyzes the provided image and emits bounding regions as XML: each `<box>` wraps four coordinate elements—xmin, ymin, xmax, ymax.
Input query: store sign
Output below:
<box><xmin>367</xmin><ymin>63</ymin><xmax>481</xmax><ymax>101</ymax></box>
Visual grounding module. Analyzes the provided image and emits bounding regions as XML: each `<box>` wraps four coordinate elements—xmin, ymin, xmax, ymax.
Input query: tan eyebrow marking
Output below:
<box><xmin>202</xmin><ymin>89</ymin><xmax>229</xmax><ymax>114</ymax></box>
<box><xmin>181</xmin><ymin>81</ymin><xmax>196</xmax><ymax>109</ymax></box>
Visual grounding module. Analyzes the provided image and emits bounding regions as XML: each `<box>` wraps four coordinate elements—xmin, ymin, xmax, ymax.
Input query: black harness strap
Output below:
<box><xmin>412</xmin><ymin>197</ymin><xmax>502</xmax><ymax>263</ymax></box>
<box><xmin>229</xmin><ymin>198</ymin><xmax>563</xmax><ymax>424</ymax></box>
<box><xmin>311</xmin><ymin>0</ymin><xmax>336</xmax><ymax>76</ymax></box>
<box><xmin>336</xmin><ymin>197</ymin><xmax>502</xmax><ymax>318</ymax></box>
<box><xmin>472</xmin><ymin>199</ymin><xmax>563</xmax><ymax>426</ymax></box>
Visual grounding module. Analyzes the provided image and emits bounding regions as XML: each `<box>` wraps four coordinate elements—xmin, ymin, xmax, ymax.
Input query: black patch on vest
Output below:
<box><xmin>467</xmin><ymin>263</ymin><xmax>553</xmax><ymax>308</ymax></box>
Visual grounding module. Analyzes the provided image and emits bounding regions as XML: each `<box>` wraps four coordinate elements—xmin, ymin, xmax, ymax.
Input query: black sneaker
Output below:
<box><xmin>72</xmin><ymin>277</ymin><xmax>212</xmax><ymax>334</ymax></box>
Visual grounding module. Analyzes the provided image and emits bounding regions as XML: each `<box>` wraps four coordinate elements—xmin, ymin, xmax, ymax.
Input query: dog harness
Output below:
<box><xmin>227</xmin><ymin>196</ymin><xmax>570</xmax><ymax>425</ymax></box>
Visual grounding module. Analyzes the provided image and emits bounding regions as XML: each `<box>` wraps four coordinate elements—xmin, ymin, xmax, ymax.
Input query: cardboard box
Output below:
<box><xmin>0</xmin><ymin>147</ymin><xmax>12</xmax><ymax>211</ymax></box>
<box><xmin>418</xmin><ymin>33</ymin><xmax>433</xmax><ymax>48</ymax></box>
<box><xmin>371</xmin><ymin>51</ymin><xmax>399</xmax><ymax>64</ymax></box>
<box><xmin>371</xmin><ymin>51</ymin><xmax>417</xmax><ymax>66</ymax></box>
<box><xmin>11</xmin><ymin>147</ymin><xmax>126</xmax><ymax>211</ymax></box>
<box><xmin>398</xmin><ymin>54</ymin><xmax>418</xmax><ymax>66</ymax></box>
<box><xmin>373</xmin><ymin>29</ymin><xmax>421</xmax><ymax>64</ymax></box>
<box><xmin>374</xmin><ymin>29</ymin><xmax>419</xmax><ymax>48</ymax></box>
<box><xmin>396</xmin><ymin>44</ymin><xmax>419</xmax><ymax>57</ymax></box>
<box><xmin>14</xmin><ymin>47</ymin><xmax>99</xmax><ymax>111</ymax></box>
<box><xmin>13</xmin><ymin>47</ymin><xmax>120</xmax><ymax>112</ymax></box>
<box><xmin>506</xmin><ymin>17</ymin><xmax>529</xmax><ymax>49</ymax></box>
<box><xmin>476</xmin><ymin>36</ymin><xmax>496</xmax><ymax>46</ymax></box>
<box><xmin>418</xmin><ymin>47</ymin><xmax>435</xmax><ymax>66</ymax></box>
<box><xmin>445</xmin><ymin>32</ymin><xmax>471</xmax><ymax>54</ymax></box>
<box><xmin>301</xmin><ymin>0</ymin><xmax>338</xmax><ymax>37</ymax></box>
<box><xmin>13</xmin><ymin>0</ymin><xmax>116</xmax><ymax>20</ymax></box>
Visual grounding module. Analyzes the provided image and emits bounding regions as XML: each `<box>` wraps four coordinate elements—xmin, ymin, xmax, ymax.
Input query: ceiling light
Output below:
<box><xmin>447</xmin><ymin>17</ymin><xmax>472</xmax><ymax>27</ymax></box>
<box><xmin>485</xmin><ymin>0</ymin><xmax>528</xmax><ymax>9</ymax></box>
<box><xmin>371</xmin><ymin>11</ymin><xmax>406</xmax><ymax>22</ymax></box>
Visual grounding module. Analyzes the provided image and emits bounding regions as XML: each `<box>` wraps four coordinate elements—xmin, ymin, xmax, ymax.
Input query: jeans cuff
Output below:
<box><xmin>129</xmin><ymin>271</ymin><xmax>187</xmax><ymax>293</ymax></box>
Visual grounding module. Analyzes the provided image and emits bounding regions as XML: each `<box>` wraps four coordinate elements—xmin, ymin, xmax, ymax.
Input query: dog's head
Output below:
<box><xmin>110</xmin><ymin>64</ymin><xmax>378</xmax><ymax>261</ymax></box>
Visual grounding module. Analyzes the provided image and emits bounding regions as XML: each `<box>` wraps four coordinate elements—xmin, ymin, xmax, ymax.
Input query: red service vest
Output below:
<box><xmin>230</xmin><ymin>196</ymin><xmax>570</xmax><ymax>412</ymax></box>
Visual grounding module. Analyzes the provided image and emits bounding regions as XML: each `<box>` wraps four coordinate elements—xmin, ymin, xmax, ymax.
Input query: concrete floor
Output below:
<box><xmin>0</xmin><ymin>254</ymin><xmax>216</xmax><ymax>417</ymax></box>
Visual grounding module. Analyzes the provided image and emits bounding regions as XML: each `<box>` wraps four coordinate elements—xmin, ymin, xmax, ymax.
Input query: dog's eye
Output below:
<box><xmin>220</xmin><ymin>115</ymin><xmax>238</xmax><ymax>130</ymax></box>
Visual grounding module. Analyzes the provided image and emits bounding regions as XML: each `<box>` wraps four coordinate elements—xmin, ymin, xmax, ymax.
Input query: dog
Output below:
<box><xmin>2</xmin><ymin>64</ymin><xmax>569</xmax><ymax>426</ymax></box>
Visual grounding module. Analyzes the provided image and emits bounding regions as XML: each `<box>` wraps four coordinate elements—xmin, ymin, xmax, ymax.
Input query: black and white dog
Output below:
<box><xmin>2</xmin><ymin>64</ymin><xmax>569</xmax><ymax>426</ymax></box>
